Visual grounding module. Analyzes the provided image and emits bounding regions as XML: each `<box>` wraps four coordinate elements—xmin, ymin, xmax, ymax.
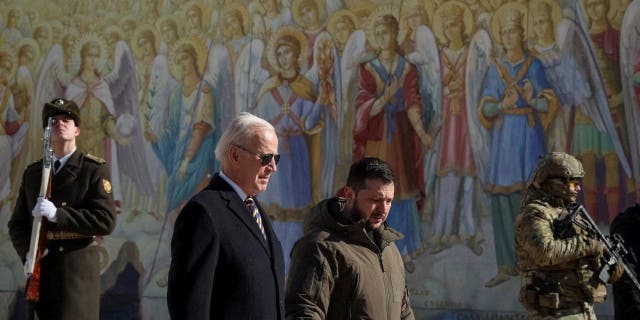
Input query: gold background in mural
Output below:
<box><xmin>0</xmin><ymin>0</ymin><xmax>639</xmax><ymax>318</ymax></box>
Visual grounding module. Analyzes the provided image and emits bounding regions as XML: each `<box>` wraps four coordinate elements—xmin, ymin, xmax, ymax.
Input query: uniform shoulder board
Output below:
<box><xmin>27</xmin><ymin>160</ymin><xmax>41</xmax><ymax>169</ymax></box>
<box><xmin>84</xmin><ymin>153</ymin><xmax>107</xmax><ymax>164</ymax></box>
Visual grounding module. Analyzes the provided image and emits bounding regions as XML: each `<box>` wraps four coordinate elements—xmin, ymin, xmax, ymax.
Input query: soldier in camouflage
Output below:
<box><xmin>514</xmin><ymin>152</ymin><xmax>623</xmax><ymax>319</ymax></box>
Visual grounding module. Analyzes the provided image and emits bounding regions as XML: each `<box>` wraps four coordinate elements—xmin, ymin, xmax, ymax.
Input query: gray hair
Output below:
<box><xmin>215</xmin><ymin>112</ymin><xmax>275</xmax><ymax>164</ymax></box>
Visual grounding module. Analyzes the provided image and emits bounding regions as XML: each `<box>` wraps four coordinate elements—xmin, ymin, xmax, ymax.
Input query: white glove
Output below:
<box><xmin>24</xmin><ymin>254</ymin><xmax>30</xmax><ymax>278</ymax></box>
<box><xmin>32</xmin><ymin>197</ymin><xmax>57</xmax><ymax>222</ymax></box>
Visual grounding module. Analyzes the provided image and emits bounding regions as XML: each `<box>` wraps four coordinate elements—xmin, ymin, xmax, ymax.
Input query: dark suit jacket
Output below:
<box><xmin>8</xmin><ymin>151</ymin><xmax>117</xmax><ymax>320</ymax></box>
<box><xmin>168</xmin><ymin>173</ymin><xmax>285</xmax><ymax>320</ymax></box>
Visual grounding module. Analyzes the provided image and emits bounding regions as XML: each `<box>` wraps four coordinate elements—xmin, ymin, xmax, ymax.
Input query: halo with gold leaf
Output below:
<box><xmin>156</xmin><ymin>14</ymin><xmax>184</xmax><ymax>38</ymax></box>
<box><xmin>432</xmin><ymin>1</ymin><xmax>473</xmax><ymax>45</ymax></box>
<box><xmin>326</xmin><ymin>9</ymin><xmax>358</xmax><ymax>38</ymax></box>
<box><xmin>399</xmin><ymin>0</ymin><xmax>429</xmax><ymax>26</ymax></box>
<box><xmin>69</xmin><ymin>32</ymin><xmax>109</xmax><ymax>76</ymax></box>
<box><xmin>579</xmin><ymin>0</ymin><xmax>619</xmax><ymax>28</ymax></box>
<box><xmin>14</xmin><ymin>37</ymin><xmax>41</xmax><ymax>71</ymax></box>
<box><xmin>0</xmin><ymin>46</ymin><xmax>18</xmax><ymax>78</ymax></box>
<box><xmin>222</xmin><ymin>3</ymin><xmax>251</xmax><ymax>38</ymax></box>
<box><xmin>181</xmin><ymin>1</ymin><xmax>213</xmax><ymax>31</ymax></box>
<box><xmin>490</xmin><ymin>2</ymin><xmax>528</xmax><ymax>47</ymax></box>
<box><xmin>366</xmin><ymin>4</ymin><xmax>407</xmax><ymax>48</ymax></box>
<box><xmin>132</xmin><ymin>24</ymin><xmax>160</xmax><ymax>59</ymax></box>
<box><xmin>168</xmin><ymin>38</ymin><xmax>209</xmax><ymax>81</ymax></box>
<box><xmin>291</xmin><ymin>0</ymin><xmax>327</xmax><ymax>28</ymax></box>
<box><xmin>266</xmin><ymin>25</ymin><xmax>308</xmax><ymax>74</ymax></box>
<box><xmin>527</xmin><ymin>0</ymin><xmax>562</xmax><ymax>42</ymax></box>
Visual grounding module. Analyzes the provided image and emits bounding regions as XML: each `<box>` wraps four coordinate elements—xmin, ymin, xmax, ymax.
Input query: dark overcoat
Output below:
<box><xmin>8</xmin><ymin>151</ymin><xmax>117</xmax><ymax>320</ymax></box>
<box><xmin>167</xmin><ymin>173</ymin><xmax>285</xmax><ymax>320</ymax></box>
<box><xmin>611</xmin><ymin>204</ymin><xmax>640</xmax><ymax>320</ymax></box>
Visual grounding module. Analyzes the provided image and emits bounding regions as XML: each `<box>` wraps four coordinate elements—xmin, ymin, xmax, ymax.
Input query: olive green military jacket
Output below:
<box><xmin>8</xmin><ymin>150</ymin><xmax>117</xmax><ymax>320</ymax></box>
<box><xmin>514</xmin><ymin>197</ymin><xmax>604</xmax><ymax>303</ymax></box>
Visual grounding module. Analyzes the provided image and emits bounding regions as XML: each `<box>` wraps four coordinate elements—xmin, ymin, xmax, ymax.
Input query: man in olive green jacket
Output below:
<box><xmin>285</xmin><ymin>157</ymin><xmax>414</xmax><ymax>319</ymax></box>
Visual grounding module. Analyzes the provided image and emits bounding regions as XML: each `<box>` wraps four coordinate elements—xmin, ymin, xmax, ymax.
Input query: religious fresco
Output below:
<box><xmin>0</xmin><ymin>0</ymin><xmax>639</xmax><ymax>318</ymax></box>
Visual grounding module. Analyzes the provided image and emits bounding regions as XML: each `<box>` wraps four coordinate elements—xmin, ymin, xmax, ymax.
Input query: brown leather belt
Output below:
<box><xmin>46</xmin><ymin>230</ymin><xmax>93</xmax><ymax>240</ymax></box>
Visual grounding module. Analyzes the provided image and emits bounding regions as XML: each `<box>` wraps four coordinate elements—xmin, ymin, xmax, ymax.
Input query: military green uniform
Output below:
<box><xmin>514</xmin><ymin>152</ymin><xmax>613</xmax><ymax>319</ymax></box>
<box><xmin>8</xmin><ymin>151</ymin><xmax>117</xmax><ymax>320</ymax></box>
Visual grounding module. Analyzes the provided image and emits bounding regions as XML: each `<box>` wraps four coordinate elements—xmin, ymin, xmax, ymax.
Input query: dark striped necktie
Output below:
<box><xmin>245</xmin><ymin>197</ymin><xmax>266</xmax><ymax>239</ymax></box>
<box><xmin>54</xmin><ymin>160</ymin><xmax>61</xmax><ymax>174</ymax></box>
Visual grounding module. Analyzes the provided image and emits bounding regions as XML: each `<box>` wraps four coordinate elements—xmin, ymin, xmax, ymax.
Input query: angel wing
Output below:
<box><xmin>205</xmin><ymin>43</ymin><xmax>236</xmax><ymax>129</ymax></box>
<box><xmin>105</xmin><ymin>40</ymin><xmax>155</xmax><ymax>196</ymax></box>
<box><xmin>28</xmin><ymin>44</ymin><xmax>70</xmax><ymax>162</ymax></box>
<box><xmin>305</xmin><ymin>30</ymin><xmax>342</xmax><ymax>197</ymax></box>
<box><xmin>465</xmin><ymin>28</ymin><xmax>493</xmax><ymax>185</ymax></box>
<box><xmin>553</xmin><ymin>14</ymin><xmax>631</xmax><ymax>176</ymax></box>
<box><xmin>235</xmin><ymin>38</ymin><xmax>269</xmax><ymax>113</ymax></box>
<box><xmin>339</xmin><ymin>29</ymin><xmax>372</xmax><ymax>173</ymax></box>
<box><xmin>404</xmin><ymin>25</ymin><xmax>441</xmax><ymax>192</ymax></box>
<box><xmin>146</xmin><ymin>54</ymin><xmax>178</xmax><ymax>135</ymax></box>
<box><xmin>620</xmin><ymin>0</ymin><xmax>640</xmax><ymax>186</ymax></box>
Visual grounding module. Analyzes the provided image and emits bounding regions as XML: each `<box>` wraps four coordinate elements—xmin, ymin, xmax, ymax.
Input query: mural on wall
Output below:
<box><xmin>0</xmin><ymin>0</ymin><xmax>639</xmax><ymax>318</ymax></box>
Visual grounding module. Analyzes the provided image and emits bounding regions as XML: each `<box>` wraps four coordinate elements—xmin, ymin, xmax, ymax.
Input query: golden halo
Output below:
<box><xmin>490</xmin><ymin>2</ymin><xmax>528</xmax><ymax>47</ymax></box>
<box><xmin>528</xmin><ymin>0</ymin><xmax>562</xmax><ymax>42</ymax></box>
<box><xmin>69</xmin><ymin>32</ymin><xmax>109</xmax><ymax>76</ymax></box>
<box><xmin>326</xmin><ymin>9</ymin><xmax>358</xmax><ymax>37</ymax></box>
<box><xmin>168</xmin><ymin>38</ymin><xmax>208</xmax><ymax>80</ymax></box>
<box><xmin>266</xmin><ymin>26</ymin><xmax>308</xmax><ymax>74</ymax></box>
<box><xmin>0</xmin><ymin>46</ymin><xmax>18</xmax><ymax>78</ymax></box>
<box><xmin>432</xmin><ymin>1</ymin><xmax>473</xmax><ymax>45</ymax></box>
<box><xmin>222</xmin><ymin>3</ymin><xmax>251</xmax><ymax>37</ymax></box>
<box><xmin>181</xmin><ymin>1</ymin><xmax>212</xmax><ymax>31</ymax></box>
<box><xmin>291</xmin><ymin>0</ymin><xmax>327</xmax><ymax>28</ymax></box>
<box><xmin>14</xmin><ymin>37</ymin><xmax>41</xmax><ymax>71</ymax></box>
<box><xmin>366</xmin><ymin>4</ymin><xmax>407</xmax><ymax>49</ymax></box>
<box><xmin>132</xmin><ymin>24</ymin><xmax>160</xmax><ymax>59</ymax></box>
<box><xmin>580</xmin><ymin>0</ymin><xmax>619</xmax><ymax>27</ymax></box>
<box><xmin>156</xmin><ymin>14</ymin><xmax>183</xmax><ymax>37</ymax></box>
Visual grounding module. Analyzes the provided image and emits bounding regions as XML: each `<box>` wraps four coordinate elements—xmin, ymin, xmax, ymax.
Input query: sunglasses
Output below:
<box><xmin>233</xmin><ymin>144</ymin><xmax>280</xmax><ymax>166</ymax></box>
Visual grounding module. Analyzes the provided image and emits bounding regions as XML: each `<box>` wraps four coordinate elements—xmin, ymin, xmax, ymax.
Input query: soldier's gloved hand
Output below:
<box><xmin>32</xmin><ymin>197</ymin><xmax>57</xmax><ymax>222</ymax></box>
<box><xmin>583</xmin><ymin>239</ymin><xmax>605</xmax><ymax>257</ymax></box>
<box><xmin>23</xmin><ymin>253</ymin><xmax>30</xmax><ymax>278</ymax></box>
<box><xmin>609</xmin><ymin>262</ymin><xmax>625</xmax><ymax>283</ymax></box>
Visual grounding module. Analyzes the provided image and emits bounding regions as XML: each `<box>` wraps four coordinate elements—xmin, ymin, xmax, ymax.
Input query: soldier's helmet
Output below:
<box><xmin>531</xmin><ymin>152</ymin><xmax>584</xmax><ymax>202</ymax></box>
<box><xmin>42</xmin><ymin>98</ymin><xmax>80</xmax><ymax>128</ymax></box>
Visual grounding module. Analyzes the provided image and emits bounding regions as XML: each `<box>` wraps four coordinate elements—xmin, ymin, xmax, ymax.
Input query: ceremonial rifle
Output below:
<box><xmin>25</xmin><ymin>117</ymin><xmax>53</xmax><ymax>276</ymax></box>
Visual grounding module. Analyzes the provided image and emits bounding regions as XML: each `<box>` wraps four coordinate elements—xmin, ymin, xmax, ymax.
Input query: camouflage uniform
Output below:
<box><xmin>514</xmin><ymin>152</ymin><xmax>616</xmax><ymax>319</ymax></box>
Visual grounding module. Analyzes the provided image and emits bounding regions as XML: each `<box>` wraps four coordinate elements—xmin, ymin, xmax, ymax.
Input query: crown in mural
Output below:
<box><xmin>499</xmin><ymin>8</ymin><xmax>524</xmax><ymax>29</ymax></box>
<box><xmin>439</xmin><ymin>4</ymin><xmax>464</xmax><ymax>21</ymax></box>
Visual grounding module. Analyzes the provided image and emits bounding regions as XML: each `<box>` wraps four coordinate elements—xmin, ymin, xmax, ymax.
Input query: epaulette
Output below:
<box><xmin>27</xmin><ymin>160</ymin><xmax>42</xmax><ymax>169</ymax></box>
<box><xmin>84</xmin><ymin>153</ymin><xmax>106</xmax><ymax>164</ymax></box>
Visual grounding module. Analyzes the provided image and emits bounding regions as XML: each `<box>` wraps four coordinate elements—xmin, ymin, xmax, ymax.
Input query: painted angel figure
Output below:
<box><xmin>529</xmin><ymin>0</ymin><xmax>632</xmax><ymax>222</ymax></box>
<box><xmin>144</xmin><ymin>38</ymin><xmax>230</xmax><ymax>218</ymax></box>
<box><xmin>347</xmin><ymin>11</ymin><xmax>435</xmax><ymax>271</ymax></box>
<box><xmin>33</xmin><ymin>33</ymin><xmax>155</xmax><ymax>209</ymax></box>
<box><xmin>292</xmin><ymin>0</ymin><xmax>342</xmax><ymax>193</ymax></box>
<box><xmin>249</xmin><ymin>0</ymin><xmax>293</xmax><ymax>41</ymax></box>
<box><xmin>467</xmin><ymin>3</ymin><xmax>558</xmax><ymax>287</ymax></box>
<box><xmin>128</xmin><ymin>24</ymin><xmax>179</xmax><ymax>222</ymax></box>
<box><xmin>9</xmin><ymin>38</ymin><xmax>39</xmax><ymax>198</ymax></box>
<box><xmin>578</xmin><ymin>0</ymin><xmax>637</xmax><ymax>221</ymax></box>
<box><xmin>620</xmin><ymin>0</ymin><xmax>640</xmax><ymax>203</ymax></box>
<box><xmin>239</xmin><ymin>26</ymin><xmax>339</xmax><ymax>272</ymax></box>
<box><xmin>0</xmin><ymin>49</ymin><xmax>28</xmax><ymax>209</ymax></box>
<box><xmin>427</xmin><ymin>2</ymin><xmax>486</xmax><ymax>257</ymax></box>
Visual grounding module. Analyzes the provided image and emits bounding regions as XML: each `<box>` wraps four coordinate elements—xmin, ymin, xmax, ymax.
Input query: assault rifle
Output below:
<box><xmin>565</xmin><ymin>204</ymin><xmax>640</xmax><ymax>291</ymax></box>
<box><xmin>25</xmin><ymin>117</ymin><xmax>53</xmax><ymax>276</ymax></box>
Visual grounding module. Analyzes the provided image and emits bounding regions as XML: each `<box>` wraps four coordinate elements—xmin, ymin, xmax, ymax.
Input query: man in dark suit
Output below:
<box><xmin>8</xmin><ymin>98</ymin><xmax>117</xmax><ymax>320</ymax></box>
<box><xmin>167</xmin><ymin>112</ymin><xmax>285</xmax><ymax>319</ymax></box>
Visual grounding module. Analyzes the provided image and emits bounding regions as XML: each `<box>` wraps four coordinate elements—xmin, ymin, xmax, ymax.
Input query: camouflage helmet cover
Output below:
<box><xmin>531</xmin><ymin>152</ymin><xmax>584</xmax><ymax>188</ymax></box>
